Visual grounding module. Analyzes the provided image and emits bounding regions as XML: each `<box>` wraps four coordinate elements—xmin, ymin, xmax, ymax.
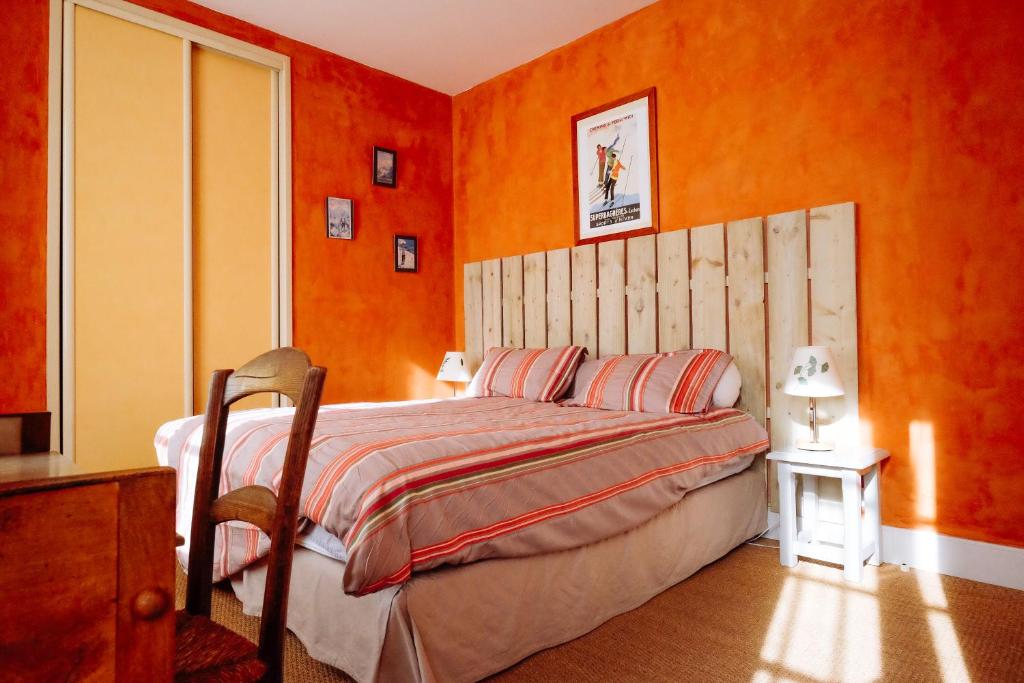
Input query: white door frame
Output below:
<box><xmin>47</xmin><ymin>0</ymin><xmax>293</xmax><ymax>460</ymax></box>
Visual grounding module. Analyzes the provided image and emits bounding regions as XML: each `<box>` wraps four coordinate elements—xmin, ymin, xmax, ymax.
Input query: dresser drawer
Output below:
<box><xmin>0</xmin><ymin>484</ymin><xmax>119</xmax><ymax>680</ymax></box>
<box><xmin>0</xmin><ymin>465</ymin><xmax>175</xmax><ymax>681</ymax></box>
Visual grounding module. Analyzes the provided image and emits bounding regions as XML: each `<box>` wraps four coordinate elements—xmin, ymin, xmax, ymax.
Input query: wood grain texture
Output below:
<box><xmin>185</xmin><ymin>368</ymin><xmax>232</xmax><ymax>617</ymax></box>
<box><xmin>810</xmin><ymin>202</ymin><xmax>858</xmax><ymax>447</ymax></box>
<box><xmin>689</xmin><ymin>223</ymin><xmax>727</xmax><ymax>351</ymax></box>
<box><xmin>501</xmin><ymin>255</ymin><xmax>525</xmax><ymax>348</ymax></box>
<box><xmin>117</xmin><ymin>470</ymin><xmax>176</xmax><ymax>682</ymax></box>
<box><xmin>225</xmin><ymin>347</ymin><xmax>310</xmax><ymax>405</ymax></box>
<box><xmin>0</xmin><ymin>453</ymin><xmax>80</xmax><ymax>491</ymax></box>
<box><xmin>546</xmin><ymin>249</ymin><xmax>571</xmax><ymax>347</ymax></box>
<box><xmin>523</xmin><ymin>252</ymin><xmax>547</xmax><ymax>348</ymax></box>
<box><xmin>727</xmin><ymin>217</ymin><xmax>766</xmax><ymax>424</ymax></box>
<box><xmin>209</xmin><ymin>485</ymin><xmax>278</xmax><ymax>535</ymax></box>
<box><xmin>0</xmin><ymin>484</ymin><xmax>119</xmax><ymax>681</ymax></box>
<box><xmin>482</xmin><ymin>259</ymin><xmax>502</xmax><ymax>353</ymax></box>
<box><xmin>463</xmin><ymin>262</ymin><xmax>483</xmax><ymax>372</ymax></box>
<box><xmin>656</xmin><ymin>230</ymin><xmax>690</xmax><ymax>352</ymax></box>
<box><xmin>0</xmin><ymin>412</ymin><xmax>50</xmax><ymax>454</ymax></box>
<box><xmin>256</xmin><ymin>365</ymin><xmax>326</xmax><ymax>681</ymax></box>
<box><xmin>626</xmin><ymin>235</ymin><xmax>657</xmax><ymax>353</ymax></box>
<box><xmin>766</xmin><ymin>209</ymin><xmax>810</xmax><ymax>453</ymax></box>
<box><xmin>597</xmin><ymin>240</ymin><xmax>626</xmax><ymax>357</ymax></box>
<box><xmin>571</xmin><ymin>245</ymin><xmax>597</xmax><ymax>353</ymax></box>
<box><xmin>185</xmin><ymin>351</ymin><xmax>327</xmax><ymax>683</ymax></box>
<box><xmin>810</xmin><ymin>203</ymin><xmax>858</xmax><ymax>521</ymax></box>
<box><xmin>460</xmin><ymin>203</ymin><xmax>858</xmax><ymax>520</ymax></box>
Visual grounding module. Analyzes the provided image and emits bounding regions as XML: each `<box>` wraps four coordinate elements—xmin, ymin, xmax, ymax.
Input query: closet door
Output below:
<box><xmin>191</xmin><ymin>46</ymin><xmax>275</xmax><ymax>412</ymax></box>
<box><xmin>73</xmin><ymin>7</ymin><xmax>185</xmax><ymax>471</ymax></box>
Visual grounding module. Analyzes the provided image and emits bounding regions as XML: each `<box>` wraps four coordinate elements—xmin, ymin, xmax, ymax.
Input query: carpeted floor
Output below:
<box><xmin>176</xmin><ymin>541</ymin><xmax>1024</xmax><ymax>682</ymax></box>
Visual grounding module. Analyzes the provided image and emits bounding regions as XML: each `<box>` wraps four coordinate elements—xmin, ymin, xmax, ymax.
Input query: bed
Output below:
<box><xmin>158</xmin><ymin>395</ymin><xmax>767</xmax><ymax>682</ymax></box>
<box><xmin>234</xmin><ymin>460</ymin><xmax>765</xmax><ymax>682</ymax></box>
<box><xmin>158</xmin><ymin>201</ymin><xmax>858</xmax><ymax>681</ymax></box>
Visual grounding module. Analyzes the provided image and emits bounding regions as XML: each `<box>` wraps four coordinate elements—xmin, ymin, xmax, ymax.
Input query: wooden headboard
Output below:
<box><xmin>463</xmin><ymin>202</ymin><xmax>858</xmax><ymax>482</ymax></box>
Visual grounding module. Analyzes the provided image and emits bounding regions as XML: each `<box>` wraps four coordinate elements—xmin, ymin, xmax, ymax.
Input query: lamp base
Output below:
<box><xmin>797</xmin><ymin>438</ymin><xmax>835</xmax><ymax>452</ymax></box>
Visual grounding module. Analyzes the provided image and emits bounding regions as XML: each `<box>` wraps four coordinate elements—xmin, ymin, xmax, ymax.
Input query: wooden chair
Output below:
<box><xmin>176</xmin><ymin>348</ymin><xmax>326</xmax><ymax>683</ymax></box>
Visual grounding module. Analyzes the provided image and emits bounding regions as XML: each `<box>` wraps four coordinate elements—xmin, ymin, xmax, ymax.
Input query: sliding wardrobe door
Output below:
<box><xmin>73</xmin><ymin>7</ymin><xmax>185</xmax><ymax>470</ymax></box>
<box><xmin>191</xmin><ymin>46</ymin><xmax>274</xmax><ymax>412</ymax></box>
<box><xmin>59</xmin><ymin>1</ymin><xmax>291</xmax><ymax>468</ymax></box>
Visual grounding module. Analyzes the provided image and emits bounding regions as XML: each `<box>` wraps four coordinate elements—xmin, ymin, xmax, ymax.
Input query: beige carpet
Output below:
<box><xmin>177</xmin><ymin>542</ymin><xmax>1024</xmax><ymax>682</ymax></box>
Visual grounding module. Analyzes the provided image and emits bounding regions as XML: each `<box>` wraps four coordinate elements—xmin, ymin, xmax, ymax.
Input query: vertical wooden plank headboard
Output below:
<box><xmin>726</xmin><ymin>218</ymin><xmax>766</xmax><ymax>425</ymax></box>
<box><xmin>462</xmin><ymin>202</ymin><xmax>858</xmax><ymax>466</ymax></box>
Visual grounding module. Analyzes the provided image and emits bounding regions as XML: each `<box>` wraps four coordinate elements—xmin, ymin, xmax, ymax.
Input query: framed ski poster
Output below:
<box><xmin>571</xmin><ymin>88</ymin><xmax>659</xmax><ymax>245</ymax></box>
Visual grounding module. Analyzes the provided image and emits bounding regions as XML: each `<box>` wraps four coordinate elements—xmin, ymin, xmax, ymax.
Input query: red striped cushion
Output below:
<box><xmin>468</xmin><ymin>346</ymin><xmax>587</xmax><ymax>402</ymax></box>
<box><xmin>562</xmin><ymin>349</ymin><xmax>732</xmax><ymax>414</ymax></box>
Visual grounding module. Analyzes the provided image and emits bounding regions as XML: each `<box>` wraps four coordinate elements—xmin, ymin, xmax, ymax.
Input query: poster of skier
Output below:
<box><xmin>572</xmin><ymin>88</ymin><xmax>659</xmax><ymax>244</ymax></box>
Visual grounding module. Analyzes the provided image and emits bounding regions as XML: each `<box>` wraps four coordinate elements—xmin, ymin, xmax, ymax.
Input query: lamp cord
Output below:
<box><xmin>745</xmin><ymin>522</ymin><xmax>780</xmax><ymax>549</ymax></box>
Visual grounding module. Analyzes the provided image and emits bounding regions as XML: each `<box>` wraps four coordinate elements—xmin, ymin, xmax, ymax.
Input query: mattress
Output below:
<box><xmin>232</xmin><ymin>460</ymin><xmax>767</xmax><ymax>683</ymax></box>
<box><xmin>158</xmin><ymin>397</ymin><xmax>767</xmax><ymax>594</ymax></box>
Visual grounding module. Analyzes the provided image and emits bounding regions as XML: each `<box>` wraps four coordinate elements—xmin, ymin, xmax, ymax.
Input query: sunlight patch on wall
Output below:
<box><xmin>858</xmin><ymin>417</ymin><xmax>873</xmax><ymax>449</ymax></box>
<box><xmin>909</xmin><ymin>420</ymin><xmax>936</xmax><ymax>522</ymax></box>
<box><xmin>406</xmin><ymin>358</ymin><xmax>448</xmax><ymax>399</ymax></box>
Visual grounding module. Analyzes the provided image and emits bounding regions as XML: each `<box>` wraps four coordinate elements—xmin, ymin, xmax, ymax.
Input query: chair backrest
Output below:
<box><xmin>184</xmin><ymin>347</ymin><xmax>326</xmax><ymax>682</ymax></box>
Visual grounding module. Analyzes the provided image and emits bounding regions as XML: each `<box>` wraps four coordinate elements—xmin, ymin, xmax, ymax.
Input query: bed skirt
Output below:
<box><xmin>232</xmin><ymin>462</ymin><xmax>767</xmax><ymax>682</ymax></box>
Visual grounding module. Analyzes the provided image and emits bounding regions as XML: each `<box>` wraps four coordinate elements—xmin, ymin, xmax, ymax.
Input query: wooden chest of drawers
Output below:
<box><xmin>0</xmin><ymin>454</ymin><xmax>176</xmax><ymax>681</ymax></box>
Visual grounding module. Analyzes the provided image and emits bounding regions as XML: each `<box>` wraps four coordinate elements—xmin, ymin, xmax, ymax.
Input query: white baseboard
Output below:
<box><xmin>763</xmin><ymin>511</ymin><xmax>1024</xmax><ymax>591</ymax></box>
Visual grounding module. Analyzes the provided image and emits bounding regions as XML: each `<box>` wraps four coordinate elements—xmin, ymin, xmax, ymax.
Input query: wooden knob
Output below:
<box><xmin>132</xmin><ymin>588</ymin><xmax>169</xmax><ymax>621</ymax></box>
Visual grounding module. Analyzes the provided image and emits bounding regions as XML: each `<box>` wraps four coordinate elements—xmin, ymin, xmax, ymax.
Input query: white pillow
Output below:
<box><xmin>712</xmin><ymin>361</ymin><xmax>742</xmax><ymax>408</ymax></box>
<box><xmin>296</xmin><ymin>523</ymin><xmax>348</xmax><ymax>562</ymax></box>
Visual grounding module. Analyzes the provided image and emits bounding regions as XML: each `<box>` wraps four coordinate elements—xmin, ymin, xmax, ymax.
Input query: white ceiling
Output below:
<box><xmin>189</xmin><ymin>0</ymin><xmax>658</xmax><ymax>94</ymax></box>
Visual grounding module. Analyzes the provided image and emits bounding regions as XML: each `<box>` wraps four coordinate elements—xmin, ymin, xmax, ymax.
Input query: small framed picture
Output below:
<box><xmin>373</xmin><ymin>146</ymin><xmax>397</xmax><ymax>188</ymax></box>
<box><xmin>394</xmin><ymin>234</ymin><xmax>418</xmax><ymax>273</ymax></box>
<box><xmin>326</xmin><ymin>196</ymin><xmax>353</xmax><ymax>239</ymax></box>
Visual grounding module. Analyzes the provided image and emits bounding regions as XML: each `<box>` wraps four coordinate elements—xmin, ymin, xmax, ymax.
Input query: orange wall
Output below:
<box><xmin>0</xmin><ymin>0</ymin><xmax>49</xmax><ymax>413</ymax></box>
<box><xmin>0</xmin><ymin>0</ymin><xmax>454</xmax><ymax>410</ymax></box>
<box><xmin>453</xmin><ymin>0</ymin><xmax>1024</xmax><ymax>547</ymax></box>
<box><xmin>4</xmin><ymin>0</ymin><xmax>1023</xmax><ymax>549</ymax></box>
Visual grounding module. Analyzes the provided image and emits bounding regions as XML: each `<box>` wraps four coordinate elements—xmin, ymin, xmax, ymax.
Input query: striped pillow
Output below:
<box><xmin>562</xmin><ymin>349</ymin><xmax>732</xmax><ymax>414</ymax></box>
<box><xmin>468</xmin><ymin>346</ymin><xmax>587</xmax><ymax>402</ymax></box>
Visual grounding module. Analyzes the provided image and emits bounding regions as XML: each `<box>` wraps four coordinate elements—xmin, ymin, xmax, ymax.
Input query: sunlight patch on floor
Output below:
<box><xmin>758</xmin><ymin>563</ymin><xmax>881</xmax><ymax>683</ymax></box>
<box><xmin>915</xmin><ymin>570</ymin><xmax>971</xmax><ymax>682</ymax></box>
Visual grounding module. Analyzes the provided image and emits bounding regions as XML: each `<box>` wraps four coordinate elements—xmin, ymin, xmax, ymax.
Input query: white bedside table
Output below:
<box><xmin>767</xmin><ymin>447</ymin><xmax>890</xmax><ymax>583</ymax></box>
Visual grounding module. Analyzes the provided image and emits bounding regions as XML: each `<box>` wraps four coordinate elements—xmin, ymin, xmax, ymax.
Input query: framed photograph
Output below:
<box><xmin>394</xmin><ymin>234</ymin><xmax>418</xmax><ymax>273</ymax></box>
<box><xmin>373</xmin><ymin>146</ymin><xmax>397</xmax><ymax>188</ymax></box>
<box><xmin>325</xmin><ymin>196</ymin><xmax>353</xmax><ymax>239</ymax></box>
<box><xmin>571</xmin><ymin>88</ymin><xmax>659</xmax><ymax>245</ymax></box>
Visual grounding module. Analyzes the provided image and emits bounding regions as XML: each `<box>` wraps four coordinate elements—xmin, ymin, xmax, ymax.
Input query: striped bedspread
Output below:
<box><xmin>156</xmin><ymin>397</ymin><xmax>768</xmax><ymax>595</ymax></box>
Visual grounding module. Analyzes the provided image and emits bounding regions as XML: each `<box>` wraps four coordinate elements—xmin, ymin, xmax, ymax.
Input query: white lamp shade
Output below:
<box><xmin>436</xmin><ymin>351</ymin><xmax>473</xmax><ymax>383</ymax></box>
<box><xmin>783</xmin><ymin>346</ymin><xmax>844</xmax><ymax>397</ymax></box>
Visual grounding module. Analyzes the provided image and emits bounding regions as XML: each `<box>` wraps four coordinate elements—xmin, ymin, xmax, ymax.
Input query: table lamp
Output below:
<box><xmin>436</xmin><ymin>351</ymin><xmax>473</xmax><ymax>397</ymax></box>
<box><xmin>783</xmin><ymin>345</ymin><xmax>844</xmax><ymax>451</ymax></box>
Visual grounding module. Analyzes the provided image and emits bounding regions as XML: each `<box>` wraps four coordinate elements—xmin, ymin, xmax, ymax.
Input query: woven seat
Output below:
<box><xmin>174</xmin><ymin>611</ymin><xmax>266</xmax><ymax>682</ymax></box>
<box><xmin>178</xmin><ymin>348</ymin><xmax>326</xmax><ymax>683</ymax></box>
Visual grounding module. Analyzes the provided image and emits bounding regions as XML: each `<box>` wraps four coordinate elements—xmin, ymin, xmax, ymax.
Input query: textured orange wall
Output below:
<box><xmin>0</xmin><ymin>0</ymin><xmax>49</xmax><ymax>413</ymax></box>
<box><xmin>0</xmin><ymin>0</ymin><xmax>454</xmax><ymax>409</ymax></box>
<box><xmin>453</xmin><ymin>0</ymin><xmax>1024</xmax><ymax>547</ymax></box>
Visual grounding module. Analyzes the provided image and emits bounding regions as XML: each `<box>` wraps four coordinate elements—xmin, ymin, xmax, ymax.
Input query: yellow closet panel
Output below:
<box><xmin>192</xmin><ymin>46</ymin><xmax>274</xmax><ymax>411</ymax></box>
<box><xmin>74</xmin><ymin>7</ymin><xmax>184</xmax><ymax>470</ymax></box>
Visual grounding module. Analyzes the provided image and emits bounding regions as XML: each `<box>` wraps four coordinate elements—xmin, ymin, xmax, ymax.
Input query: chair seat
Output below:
<box><xmin>174</xmin><ymin>611</ymin><xmax>267</xmax><ymax>683</ymax></box>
